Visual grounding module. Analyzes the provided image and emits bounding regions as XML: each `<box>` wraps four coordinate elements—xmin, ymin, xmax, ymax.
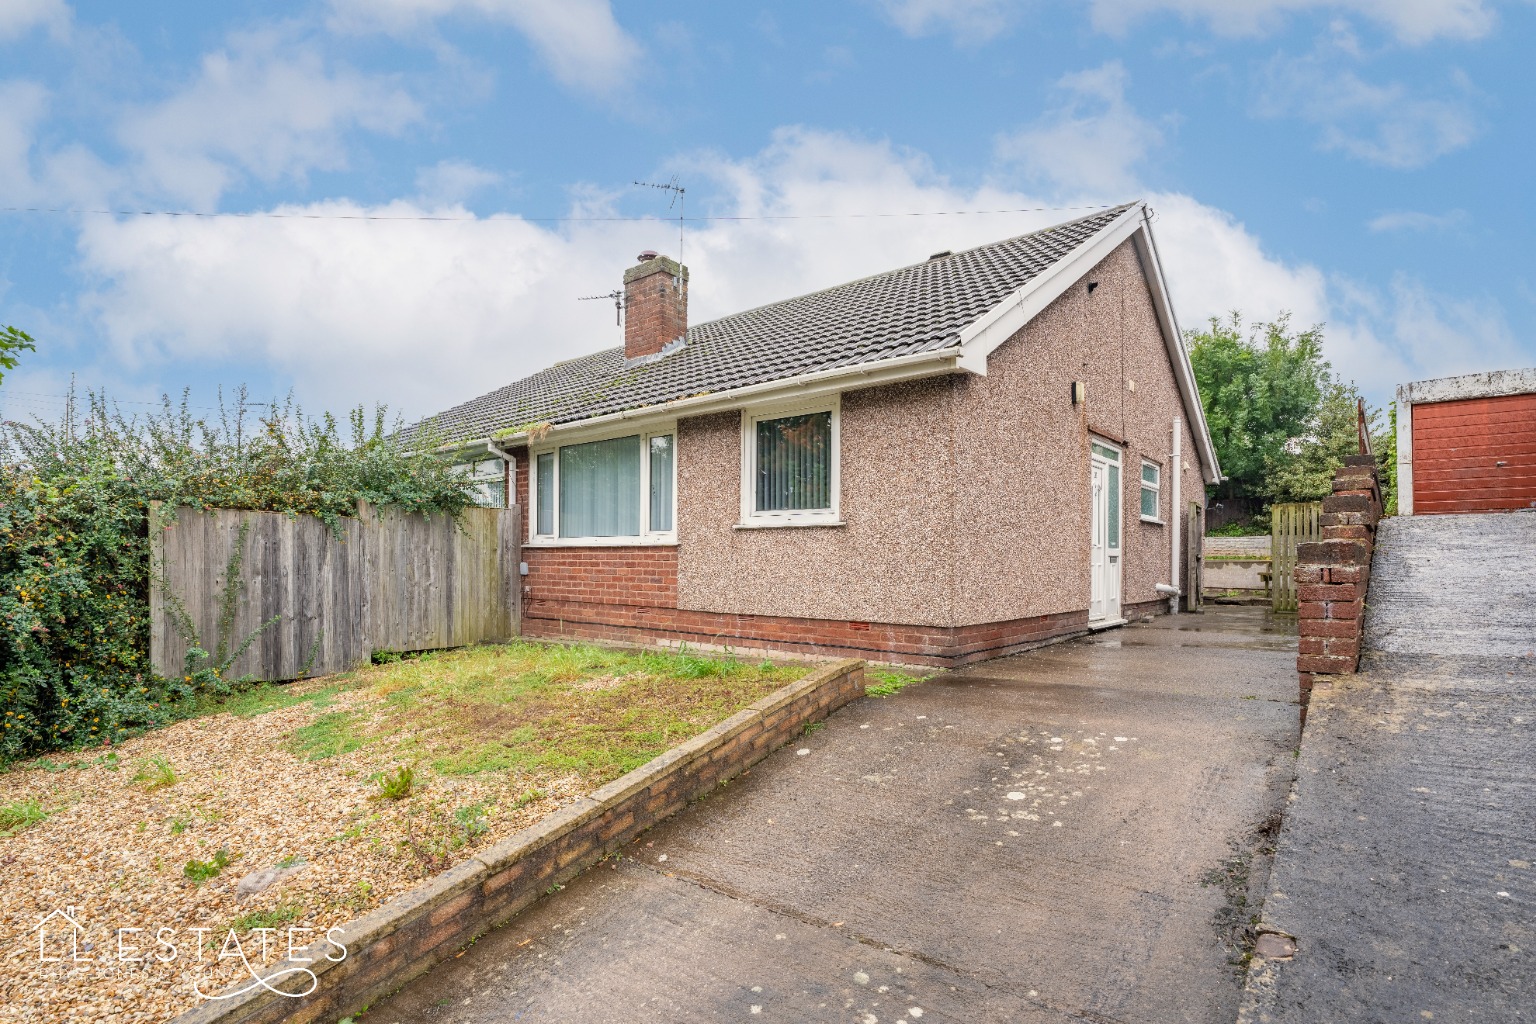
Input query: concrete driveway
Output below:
<box><xmin>370</xmin><ymin>607</ymin><xmax>1299</xmax><ymax>1024</ymax></box>
<box><xmin>1241</xmin><ymin>512</ymin><xmax>1536</xmax><ymax>1022</ymax></box>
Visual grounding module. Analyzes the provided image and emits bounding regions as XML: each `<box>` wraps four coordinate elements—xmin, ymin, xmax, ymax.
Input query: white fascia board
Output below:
<box><xmin>477</xmin><ymin>347</ymin><xmax>962</xmax><ymax>450</ymax></box>
<box><xmin>1130</xmin><ymin>214</ymin><xmax>1223</xmax><ymax>485</ymax></box>
<box><xmin>955</xmin><ymin>203</ymin><xmax>1145</xmax><ymax>375</ymax></box>
<box><xmin>955</xmin><ymin>201</ymin><xmax>1222</xmax><ymax>485</ymax></box>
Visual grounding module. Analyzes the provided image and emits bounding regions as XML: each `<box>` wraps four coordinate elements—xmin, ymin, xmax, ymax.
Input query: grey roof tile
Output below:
<box><xmin>410</xmin><ymin>204</ymin><xmax>1132</xmax><ymax>445</ymax></box>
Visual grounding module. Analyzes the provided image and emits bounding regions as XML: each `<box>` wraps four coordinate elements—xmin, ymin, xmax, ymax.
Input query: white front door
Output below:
<box><xmin>1090</xmin><ymin>441</ymin><xmax>1123</xmax><ymax>622</ymax></box>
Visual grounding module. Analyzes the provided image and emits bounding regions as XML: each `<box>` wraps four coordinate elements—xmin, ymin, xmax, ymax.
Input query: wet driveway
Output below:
<box><xmin>369</xmin><ymin>606</ymin><xmax>1299</xmax><ymax>1024</ymax></box>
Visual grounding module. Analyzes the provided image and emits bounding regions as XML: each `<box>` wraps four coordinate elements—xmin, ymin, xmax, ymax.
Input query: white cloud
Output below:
<box><xmin>1386</xmin><ymin>276</ymin><xmax>1527</xmax><ymax>380</ymax></box>
<box><xmin>0</xmin><ymin>79</ymin><xmax>119</xmax><ymax>207</ymax></box>
<box><xmin>1258</xmin><ymin>58</ymin><xmax>1479</xmax><ymax>168</ymax></box>
<box><xmin>1085</xmin><ymin>0</ymin><xmax>1498</xmax><ymax>45</ymax></box>
<box><xmin>995</xmin><ymin>62</ymin><xmax>1163</xmax><ymax>194</ymax></box>
<box><xmin>876</xmin><ymin>0</ymin><xmax>1499</xmax><ymax>44</ymax></box>
<box><xmin>76</xmin><ymin>127</ymin><xmax>1352</xmax><ymax>418</ymax></box>
<box><xmin>414</xmin><ymin>160</ymin><xmax>501</xmax><ymax>205</ymax></box>
<box><xmin>0</xmin><ymin>0</ymin><xmax>70</xmax><ymax>41</ymax></box>
<box><xmin>118</xmin><ymin>30</ymin><xmax>422</xmax><ymax>209</ymax></box>
<box><xmin>0</xmin><ymin>81</ymin><xmax>50</xmax><ymax>203</ymax></box>
<box><xmin>873</xmin><ymin>0</ymin><xmax>1018</xmax><ymax>42</ymax></box>
<box><xmin>327</xmin><ymin>0</ymin><xmax>642</xmax><ymax>97</ymax></box>
<box><xmin>1144</xmin><ymin>194</ymin><xmax>1331</xmax><ymax>333</ymax></box>
<box><xmin>1367</xmin><ymin>209</ymin><xmax>1467</xmax><ymax>232</ymax></box>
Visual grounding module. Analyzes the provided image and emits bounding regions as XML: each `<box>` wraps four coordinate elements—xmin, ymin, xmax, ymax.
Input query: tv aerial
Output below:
<box><xmin>635</xmin><ymin>177</ymin><xmax>686</xmax><ymax>266</ymax></box>
<box><xmin>578</xmin><ymin>289</ymin><xmax>624</xmax><ymax>326</ymax></box>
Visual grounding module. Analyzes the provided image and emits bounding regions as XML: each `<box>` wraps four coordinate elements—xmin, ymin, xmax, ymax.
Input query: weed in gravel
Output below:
<box><xmin>287</xmin><ymin>711</ymin><xmax>369</xmax><ymax>761</ymax></box>
<box><xmin>866</xmin><ymin>667</ymin><xmax>930</xmax><ymax>697</ymax></box>
<box><xmin>182</xmin><ymin>848</ymin><xmax>232</xmax><ymax>883</ymax></box>
<box><xmin>0</xmin><ymin>799</ymin><xmax>49</xmax><ymax>835</ymax></box>
<box><xmin>168</xmin><ymin>815</ymin><xmax>191</xmax><ymax>835</ymax></box>
<box><xmin>373</xmin><ymin>765</ymin><xmax>416</xmax><ymax>800</ymax></box>
<box><xmin>212</xmin><ymin>681</ymin><xmax>349</xmax><ymax>719</ymax></box>
<box><xmin>276</xmin><ymin>852</ymin><xmax>305</xmax><ymax>868</ymax></box>
<box><xmin>229</xmin><ymin>902</ymin><xmax>304</xmax><ymax>932</ymax></box>
<box><xmin>802</xmin><ymin>720</ymin><xmax>827</xmax><ymax>737</ymax></box>
<box><xmin>131</xmin><ymin>754</ymin><xmax>177</xmax><ymax>791</ymax></box>
<box><xmin>345</xmin><ymin>879</ymin><xmax>374</xmax><ymax>910</ymax></box>
<box><xmin>511</xmin><ymin>788</ymin><xmax>545</xmax><ymax>809</ymax></box>
<box><xmin>96</xmin><ymin>751</ymin><xmax>121</xmax><ymax>771</ymax></box>
<box><xmin>453</xmin><ymin>801</ymin><xmax>491</xmax><ymax>844</ymax></box>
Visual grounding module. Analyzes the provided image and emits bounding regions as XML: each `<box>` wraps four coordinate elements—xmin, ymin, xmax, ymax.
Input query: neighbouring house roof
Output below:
<box><xmin>406</xmin><ymin>204</ymin><xmax>1133</xmax><ymax>445</ymax></box>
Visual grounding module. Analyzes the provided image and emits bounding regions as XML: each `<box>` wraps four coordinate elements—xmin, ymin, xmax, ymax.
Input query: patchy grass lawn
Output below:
<box><xmin>0</xmin><ymin>641</ymin><xmax>806</xmax><ymax>1024</ymax></box>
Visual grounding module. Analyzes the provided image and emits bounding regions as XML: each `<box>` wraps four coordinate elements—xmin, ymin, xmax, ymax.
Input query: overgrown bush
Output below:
<box><xmin>1</xmin><ymin>389</ymin><xmax>473</xmax><ymax>764</ymax></box>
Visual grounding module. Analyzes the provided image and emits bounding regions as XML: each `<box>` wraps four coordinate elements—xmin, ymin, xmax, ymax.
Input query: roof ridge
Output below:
<box><xmin>683</xmin><ymin>201</ymin><xmax>1138</xmax><ymax>337</ymax></box>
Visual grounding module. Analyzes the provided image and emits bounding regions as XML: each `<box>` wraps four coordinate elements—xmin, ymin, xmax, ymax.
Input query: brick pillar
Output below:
<box><xmin>1295</xmin><ymin>454</ymin><xmax>1383</xmax><ymax>721</ymax></box>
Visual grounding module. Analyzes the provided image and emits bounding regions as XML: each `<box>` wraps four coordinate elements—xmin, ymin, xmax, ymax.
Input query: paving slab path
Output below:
<box><xmin>1241</xmin><ymin>511</ymin><xmax>1536</xmax><ymax>1023</ymax></box>
<box><xmin>369</xmin><ymin>607</ymin><xmax>1299</xmax><ymax>1024</ymax></box>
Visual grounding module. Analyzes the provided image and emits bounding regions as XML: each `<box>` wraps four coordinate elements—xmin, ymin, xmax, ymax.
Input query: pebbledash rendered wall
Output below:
<box><xmin>513</xmin><ymin>238</ymin><xmax>1207</xmax><ymax>665</ymax></box>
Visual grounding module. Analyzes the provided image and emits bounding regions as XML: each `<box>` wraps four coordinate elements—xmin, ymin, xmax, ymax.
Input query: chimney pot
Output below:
<box><xmin>623</xmin><ymin>252</ymin><xmax>688</xmax><ymax>361</ymax></box>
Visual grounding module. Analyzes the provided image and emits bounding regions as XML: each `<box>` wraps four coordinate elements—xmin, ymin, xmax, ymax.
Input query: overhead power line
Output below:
<box><xmin>0</xmin><ymin>203</ymin><xmax>1115</xmax><ymax>224</ymax></box>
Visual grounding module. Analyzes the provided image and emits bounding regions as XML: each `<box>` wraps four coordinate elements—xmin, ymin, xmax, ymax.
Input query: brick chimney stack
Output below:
<box><xmin>623</xmin><ymin>251</ymin><xmax>688</xmax><ymax>361</ymax></box>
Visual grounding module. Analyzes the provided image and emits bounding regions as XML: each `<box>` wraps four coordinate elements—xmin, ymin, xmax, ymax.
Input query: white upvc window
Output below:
<box><xmin>1140</xmin><ymin>459</ymin><xmax>1163</xmax><ymax>522</ymax></box>
<box><xmin>528</xmin><ymin>425</ymin><xmax>677</xmax><ymax>545</ymax></box>
<box><xmin>453</xmin><ymin>458</ymin><xmax>508</xmax><ymax>508</ymax></box>
<box><xmin>738</xmin><ymin>395</ymin><xmax>842</xmax><ymax>528</ymax></box>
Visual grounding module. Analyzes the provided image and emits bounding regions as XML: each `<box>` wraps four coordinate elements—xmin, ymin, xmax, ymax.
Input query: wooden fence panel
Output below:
<box><xmin>151</xmin><ymin>502</ymin><xmax>521</xmax><ymax>682</ymax></box>
<box><xmin>1270</xmin><ymin>501</ymin><xmax>1321</xmax><ymax>612</ymax></box>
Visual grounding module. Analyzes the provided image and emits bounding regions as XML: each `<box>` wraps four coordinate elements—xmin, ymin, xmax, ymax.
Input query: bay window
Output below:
<box><xmin>529</xmin><ymin>427</ymin><xmax>676</xmax><ymax>543</ymax></box>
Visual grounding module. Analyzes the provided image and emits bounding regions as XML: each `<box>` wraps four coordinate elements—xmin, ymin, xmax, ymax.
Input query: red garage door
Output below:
<box><xmin>1413</xmin><ymin>392</ymin><xmax>1536</xmax><ymax>514</ymax></box>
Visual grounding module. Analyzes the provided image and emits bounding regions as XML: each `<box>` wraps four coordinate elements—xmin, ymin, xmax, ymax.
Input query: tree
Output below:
<box><xmin>1266</xmin><ymin>382</ymin><xmax>1374</xmax><ymax>499</ymax></box>
<box><xmin>1187</xmin><ymin>313</ymin><xmax>1329</xmax><ymax>500</ymax></box>
<box><xmin>0</xmin><ymin>325</ymin><xmax>34</xmax><ymax>386</ymax></box>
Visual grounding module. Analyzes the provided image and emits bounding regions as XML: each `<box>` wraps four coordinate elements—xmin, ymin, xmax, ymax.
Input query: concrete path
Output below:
<box><xmin>1242</xmin><ymin>511</ymin><xmax>1536</xmax><ymax>1022</ymax></box>
<box><xmin>370</xmin><ymin>607</ymin><xmax>1299</xmax><ymax>1024</ymax></box>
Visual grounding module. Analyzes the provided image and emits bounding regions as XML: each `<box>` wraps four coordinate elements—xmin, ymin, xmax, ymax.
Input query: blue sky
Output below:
<box><xmin>1</xmin><ymin>0</ymin><xmax>1533</xmax><ymax>426</ymax></box>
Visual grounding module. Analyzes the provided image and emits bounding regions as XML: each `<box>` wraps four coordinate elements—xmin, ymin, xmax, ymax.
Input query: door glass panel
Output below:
<box><xmin>1107</xmin><ymin>464</ymin><xmax>1120</xmax><ymax>548</ymax></box>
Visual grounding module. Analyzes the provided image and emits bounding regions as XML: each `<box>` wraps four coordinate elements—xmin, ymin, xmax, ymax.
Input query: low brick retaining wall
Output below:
<box><xmin>173</xmin><ymin>659</ymin><xmax>866</xmax><ymax>1024</ymax></box>
<box><xmin>1295</xmin><ymin>454</ymin><xmax>1384</xmax><ymax>719</ymax></box>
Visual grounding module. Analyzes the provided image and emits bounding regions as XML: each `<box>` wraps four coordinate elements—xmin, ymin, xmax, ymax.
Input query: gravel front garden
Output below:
<box><xmin>0</xmin><ymin>641</ymin><xmax>822</xmax><ymax>1024</ymax></box>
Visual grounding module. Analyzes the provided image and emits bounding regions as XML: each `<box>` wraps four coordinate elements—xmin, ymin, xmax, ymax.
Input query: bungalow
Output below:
<box><xmin>417</xmin><ymin>202</ymin><xmax>1221</xmax><ymax>666</ymax></box>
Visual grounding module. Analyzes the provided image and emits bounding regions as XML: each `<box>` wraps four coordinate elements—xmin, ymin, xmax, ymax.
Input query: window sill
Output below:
<box><xmin>526</xmin><ymin>536</ymin><xmax>678</xmax><ymax>548</ymax></box>
<box><xmin>733</xmin><ymin>519</ymin><xmax>846</xmax><ymax>530</ymax></box>
<box><xmin>1140</xmin><ymin>516</ymin><xmax>1166</xmax><ymax>525</ymax></box>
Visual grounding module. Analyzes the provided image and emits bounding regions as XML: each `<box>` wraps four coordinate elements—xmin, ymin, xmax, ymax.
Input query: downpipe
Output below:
<box><xmin>1160</xmin><ymin>417</ymin><xmax>1184</xmax><ymax>614</ymax></box>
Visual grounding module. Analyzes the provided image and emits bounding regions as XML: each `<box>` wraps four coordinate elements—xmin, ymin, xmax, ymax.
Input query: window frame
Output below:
<box><xmin>526</xmin><ymin>421</ymin><xmax>678</xmax><ymax>546</ymax></box>
<box><xmin>738</xmin><ymin>395</ymin><xmax>843</xmax><ymax>528</ymax></box>
<box><xmin>453</xmin><ymin>457</ymin><xmax>508</xmax><ymax>509</ymax></box>
<box><xmin>1139</xmin><ymin>458</ymin><xmax>1164</xmax><ymax>524</ymax></box>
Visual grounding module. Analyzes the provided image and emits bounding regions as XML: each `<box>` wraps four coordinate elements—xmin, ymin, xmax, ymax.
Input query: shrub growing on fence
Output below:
<box><xmin>1</xmin><ymin>390</ymin><xmax>472</xmax><ymax>763</ymax></box>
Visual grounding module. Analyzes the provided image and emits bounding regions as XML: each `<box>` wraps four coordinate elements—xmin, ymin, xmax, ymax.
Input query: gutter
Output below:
<box><xmin>446</xmin><ymin>346</ymin><xmax>966</xmax><ymax>453</ymax></box>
